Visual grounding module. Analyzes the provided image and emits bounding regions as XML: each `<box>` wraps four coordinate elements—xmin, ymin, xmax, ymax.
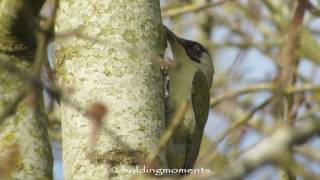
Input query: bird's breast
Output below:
<box><xmin>167</xmin><ymin>63</ymin><xmax>197</xmax><ymax>108</ymax></box>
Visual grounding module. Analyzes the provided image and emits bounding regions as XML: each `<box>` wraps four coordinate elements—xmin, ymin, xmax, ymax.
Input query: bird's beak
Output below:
<box><xmin>163</xmin><ymin>25</ymin><xmax>179</xmax><ymax>46</ymax></box>
<box><xmin>177</xmin><ymin>38</ymin><xmax>188</xmax><ymax>49</ymax></box>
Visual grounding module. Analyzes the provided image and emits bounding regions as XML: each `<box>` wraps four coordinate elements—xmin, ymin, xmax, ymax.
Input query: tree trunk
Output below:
<box><xmin>0</xmin><ymin>0</ymin><xmax>53</xmax><ymax>179</ymax></box>
<box><xmin>54</xmin><ymin>0</ymin><xmax>166</xmax><ymax>179</ymax></box>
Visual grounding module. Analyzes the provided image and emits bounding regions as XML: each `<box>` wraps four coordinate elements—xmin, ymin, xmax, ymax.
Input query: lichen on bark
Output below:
<box><xmin>0</xmin><ymin>0</ymin><xmax>53</xmax><ymax>179</ymax></box>
<box><xmin>55</xmin><ymin>0</ymin><xmax>166</xmax><ymax>179</ymax></box>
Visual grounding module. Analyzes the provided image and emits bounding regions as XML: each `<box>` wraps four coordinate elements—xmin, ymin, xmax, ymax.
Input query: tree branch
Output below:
<box><xmin>211</xmin><ymin>83</ymin><xmax>320</xmax><ymax>107</ymax></box>
<box><xmin>146</xmin><ymin>102</ymin><xmax>189</xmax><ymax>166</ymax></box>
<box><xmin>208</xmin><ymin>116</ymin><xmax>320</xmax><ymax>180</ymax></box>
<box><xmin>161</xmin><ymin>0</ymin><xmax>234</xmax><ymax>17</ymax></box>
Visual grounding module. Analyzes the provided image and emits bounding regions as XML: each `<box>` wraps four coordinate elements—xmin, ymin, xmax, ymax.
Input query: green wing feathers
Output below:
<box><xmin>183</xmin><ymin>70</ymin><xmax>210</xmax><ymax>170</ymax></box>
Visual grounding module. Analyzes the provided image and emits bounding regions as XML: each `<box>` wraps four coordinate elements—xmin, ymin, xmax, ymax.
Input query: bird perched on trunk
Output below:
<box><xmin>163</xmin><ymin>25</ymin><xmax>214</xmax><ymax>171</ymax></box>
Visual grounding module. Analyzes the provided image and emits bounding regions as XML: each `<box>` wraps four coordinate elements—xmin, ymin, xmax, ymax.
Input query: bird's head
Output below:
<box><xmin>164</xmin><ymin>26</ymin><xmax>214</xmax><ymax>87</ymax></box>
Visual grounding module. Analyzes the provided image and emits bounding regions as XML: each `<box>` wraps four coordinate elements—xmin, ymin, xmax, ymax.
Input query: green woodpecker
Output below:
<box><xmin>164</xmin><ymin>26</ymin><xmax>214</xmax><ymax>171</ymax></box>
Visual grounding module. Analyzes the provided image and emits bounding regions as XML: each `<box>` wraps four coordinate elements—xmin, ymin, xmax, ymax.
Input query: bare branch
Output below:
<box><xmin>307</xmin><ymin>0</ymin><xmax>320</xmax><ymax>16</ymax></box>
<box><xmin>209</xmin><ymin>116</ymin><xmax>320</xmax><ymax>180</ymax></box>
<box><xmin>0</xmin><ymin>90</ymin><xmax>27</xmax><ymax>125</ymax></box>
<box><xmin>162</xmin><ymin>0</ymin><xmax>235</xmax><ymax>17</ymax></box>
<box><xmin>211</xmin><ymin>83</ymin><xmax>320</xmax><ymax>107</ymax></box>
<box><xmin>146</xmin><ymin>102</ymin><xmax>189</xmax><ymax>166</ymax></box>
<box><xmin>198</xmin><ymin>97</ymin><xmax>274</xmax><ymax>167</ymax></box>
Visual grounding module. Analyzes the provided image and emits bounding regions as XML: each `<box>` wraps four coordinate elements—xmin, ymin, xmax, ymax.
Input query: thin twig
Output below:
<box><xmin>206</xmin><ymin>116</ymin><xmax>320</xmax><ymax>180</ymax></box>
<box><xmin>34</xmin><ymin>0</ymin><xmax>59</xmax><ymax>74</ymax></box>
<box><xmin>273</xmin><ymin>0</ymin><xmax>309</xmax><ymax>127</ymax></box>
<box><xmin>145</xmin><ymin>102</ymin><xmax>189</xmax><ymax>165</ymax></box>
<box><xmin>0</xmin><ymin>58</ymin><xmax>61</xmax><ymax>98</ymax></box>
<box><xmin>0</xmin><ymin>90</ymin><xmax>27</xmax><ymax>125</ymax></box>
<box><xmin>0</xmin><ymin>0</ymin><xmax>60</xmax><ymax>124</ymax></box>
<box><xmin>211</xmin><ymin>83</ymin><xmax>320</xmax><ymax>107</ymax></box>
<box><xmin>198</xmin><ymin>96</ymin><xmax>274</xmax><ymax>167</ymax></box>
<box><xmin>294</xmin><ymin>146</ymin><xmax>320</xmax><ymax>162</ymax></box>
<box><xmin>162</xmin><ymin>0</ymin><xmax>235</xmax><ymax>17</ymax></box>
<box><xmin>307</xmin><ymin>0</ymin><xmax>320</xmax><ymax>16</ymax></box>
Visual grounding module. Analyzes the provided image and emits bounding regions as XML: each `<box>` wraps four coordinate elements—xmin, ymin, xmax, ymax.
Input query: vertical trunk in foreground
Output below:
<box><xmin>0</xmin><ymin>0</ymin><xmax>52</xmax><ymax>179</ymax></box>
<box><xmin>55</xmin><ymin>0</ymin><xmax>166</xmax><ymax>179</ymax></box>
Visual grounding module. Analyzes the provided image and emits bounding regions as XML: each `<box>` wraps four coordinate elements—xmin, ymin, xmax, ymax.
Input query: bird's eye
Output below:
<box><xmin>194</xmin><ymin>45</ymin><xmax>201</xmax><ymax>53</ymax></box>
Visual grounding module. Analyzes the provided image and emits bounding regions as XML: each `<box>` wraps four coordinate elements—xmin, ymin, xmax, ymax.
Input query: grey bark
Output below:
<box><xmin>54</xmin><ymin>0</ymin><xmax>166</xmax><ymax>179</ymax></box>
<box><xmin>0</xmin><ymin>0</ymin><xmax>53</xmax><ymax>179</ymax></box>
